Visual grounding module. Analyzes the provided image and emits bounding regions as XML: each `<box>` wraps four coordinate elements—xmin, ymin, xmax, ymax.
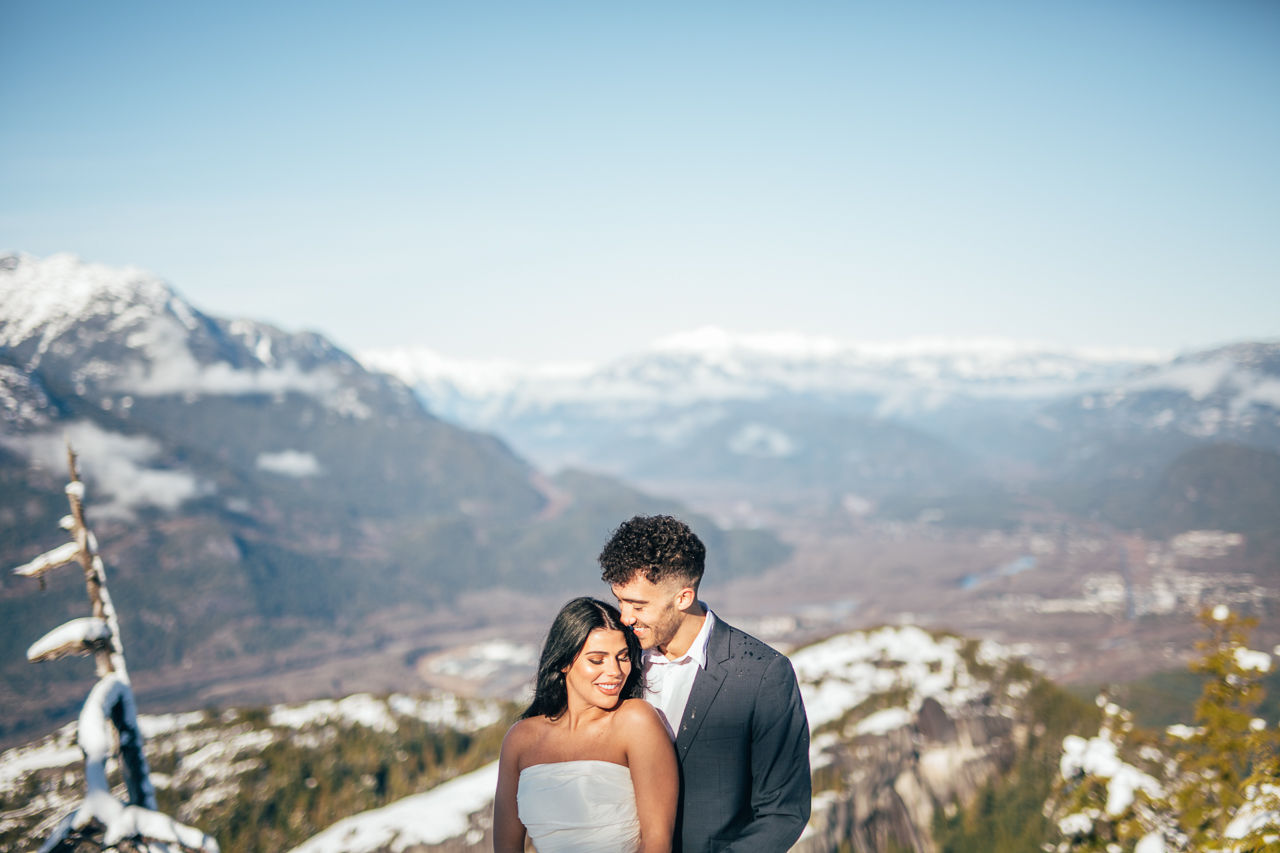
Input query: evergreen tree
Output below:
<box><xmin>1050</xmin><ymin>605</ymin><xmax>1279</xmax><ymax>853</ymax></box>
<box><xmin>1167</xmin><ymin>605</ymin><xmax>1279</xmax><ymax>852</ymax></box>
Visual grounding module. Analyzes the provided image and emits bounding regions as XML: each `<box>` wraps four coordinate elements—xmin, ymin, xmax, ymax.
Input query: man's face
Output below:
<box><xmin>611</xmin><ymin>574</ymin><xmax>688</xmax><ymax>651</ymax></box>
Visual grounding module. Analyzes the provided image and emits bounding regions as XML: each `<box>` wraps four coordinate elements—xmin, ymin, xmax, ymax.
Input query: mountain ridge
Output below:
<box><xmin>361</xmin><ymin>328</ymin><xmax>1171</xmax><ymax>422</ymax></box>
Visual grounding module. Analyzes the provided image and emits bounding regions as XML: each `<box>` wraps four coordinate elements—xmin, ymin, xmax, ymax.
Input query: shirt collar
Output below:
<box><xmin>648</xmin><ymin>604</ymin><xmax>716</xmax><ymax>669</ymax></box>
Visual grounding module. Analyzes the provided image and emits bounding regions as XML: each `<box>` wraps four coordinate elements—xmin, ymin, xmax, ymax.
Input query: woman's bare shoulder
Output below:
<box><xmin>502</xmin><ymin>716</ymin><xmax>543</xmax><ymax>753</ymax></box>
<box><xmin>614</xmin><ymin>699</ymin><xmax>668</xmax><ymax>738</ymax></box>
<box><xmin>614</xmin><ymin>697</ymin><xmax>658</xmax><ymax>719</ymax></box>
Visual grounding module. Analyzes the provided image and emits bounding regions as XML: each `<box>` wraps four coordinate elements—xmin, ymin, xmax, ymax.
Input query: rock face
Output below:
<box><xmin>797</xmin><ymin>698</ymin><xmax>1022</xmax><ymax>853</ymax></box>
<box><xmin>788</xmin><ymin>627</ymin><xmax>1034</xmax><ymax>853</ymax></box>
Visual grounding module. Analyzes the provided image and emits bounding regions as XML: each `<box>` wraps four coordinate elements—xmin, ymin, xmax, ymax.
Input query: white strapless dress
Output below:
<box><xmin>517</xmin><ymin>760</ymin><xmax>642</xmax><ymax>853</ymax></box>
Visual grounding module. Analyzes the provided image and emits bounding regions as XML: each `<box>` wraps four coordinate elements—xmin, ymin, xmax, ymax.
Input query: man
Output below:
<box><xmin>599</xmin><ymin>515</ymin><xmax>810</xmax><ymax>853</ymax></box>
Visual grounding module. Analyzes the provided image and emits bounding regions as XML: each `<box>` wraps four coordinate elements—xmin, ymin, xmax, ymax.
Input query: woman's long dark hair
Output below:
<box><xmin>521</xmin><ymin>597</ymin><xmax>644</xmax><ymax>720</ymax></box>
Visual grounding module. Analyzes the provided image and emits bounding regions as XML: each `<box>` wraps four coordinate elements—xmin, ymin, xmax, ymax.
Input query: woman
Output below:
<box><xmin>494</xmin><ymin>598</ymin><xmax>677</xmax><ymax>853</ymax></box>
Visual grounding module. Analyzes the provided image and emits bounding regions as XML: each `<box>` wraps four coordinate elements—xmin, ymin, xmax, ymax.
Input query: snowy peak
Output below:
<box><xmin>0</xmin><ymin>252</ymin><xmax>186</xmax><ymax>352</ymax></box>
<box><xmin>1062</xmin><ymin>340</ymin><xmax>1280</xmax><ymax>440</ymax></box>
<box><xmin>362</xmin><ymin>345</ymin><xmax>593</xmax><ymax>400</ymax></box>
<box><xmin>649</xmin><ymin>325</ymin><xmax>1165</xmax><ymax>369</ymax></box>
<box><xmin>0</xmin><ymin>253</ymin><xmax>382</xmax><ymax>416</ymax></box>
<box><xmin>599</xmin><ymin>328</ymin><xmax>1167</xmax><ymax>398</ymax></box>
<box><xmin>361</xmin><ymin>327</ymin><xmax>1169</xmax><ymax>427</ymax></box>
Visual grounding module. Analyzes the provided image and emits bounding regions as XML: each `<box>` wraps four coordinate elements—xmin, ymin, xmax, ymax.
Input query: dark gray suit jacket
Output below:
<box><xmin>670</xmin><ymin>616</ymin><xmax>811</xmax><ymax>853</ymax></box>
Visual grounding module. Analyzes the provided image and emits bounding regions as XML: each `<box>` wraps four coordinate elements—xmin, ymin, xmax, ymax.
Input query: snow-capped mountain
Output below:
<box><xmin>0</xmin><ymin>251</ymin><xmax>388</xmax><ymax>420</ymax></box>
<box><xmin>0</xmin><ymin>251</ymin><xmax>545</xmax><ymax>518</ymax></box>
<box><xmin>362</xmin><ymin>328</ymin><xmax>1280</xmax><ymax>521</ymax></box>
<box><xmin>359</xmin><ymin>329</ymin><xmax>1170</xmax><ymax>501</ymax></box>
<box><xmin>362</xmin><ymin>327</ymin><xmax>1167</xmax><ymax>425</ymax></box>
<box><xmin>1050</xmin><ymin>341</ymin><xmax>1280</xmax><ymax>443</ymax></box>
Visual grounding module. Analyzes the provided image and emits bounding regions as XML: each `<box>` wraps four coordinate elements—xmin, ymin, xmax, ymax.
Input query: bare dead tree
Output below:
<box><xmin>12</xmin><ymin>444</ymin><xmax>218</xmax><ymax>853</ymax></box>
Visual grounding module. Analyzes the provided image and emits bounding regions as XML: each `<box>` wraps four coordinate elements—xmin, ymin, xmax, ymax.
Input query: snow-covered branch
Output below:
<box><xmin>16</xmin><ymin>443</ymin><xmax>219</xmax><ymax>852</ymax></box>
<box><xmin>27</xmin><ymin>617</ymin><xmax>113</xmax><ymax>662</ymax></box>
<box><xmin>37</xmin><ymin>673</ymin><xmax>219</xmax><ymax>852</ymax></box>
<box><xmin>11</xmin><ymin>541</ymin><xmax>82</xmax><ymax>579</ymax></box>
<box><xmin>79</xmin><ymin>675</ymin><xmax>156</xmax><ymax>815</ymax></box>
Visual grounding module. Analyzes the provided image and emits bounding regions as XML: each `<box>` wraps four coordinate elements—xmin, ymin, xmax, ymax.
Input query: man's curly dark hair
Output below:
<box><xmin>598</xmin><ymin>515</ymin><xmax>707</xmax><ymax>590</ymax></box>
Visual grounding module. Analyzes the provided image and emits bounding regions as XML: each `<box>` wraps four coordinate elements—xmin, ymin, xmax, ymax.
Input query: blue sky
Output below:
<box><xmin>2</xmin><ymin>1</ymin><xmax>1277</xmax><ymax>360</ymax></box>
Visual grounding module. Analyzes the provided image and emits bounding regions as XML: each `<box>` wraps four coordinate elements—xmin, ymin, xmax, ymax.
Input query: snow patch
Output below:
<box><xmin>1058</xmin><ymin>812</ymin><xmax>1094</xmax><ymax>835</ymax></box>
<box><xmin>256</xmin><ymin>450</ymin><xmax>322</xmax><ymax>478</ymax></box>
<box><xmin>269</xmin><ymin>695</ymin><xmax>399</xmax><ymax>733</ymax></box>
<box><xmin>426</xmin><ymin>640</ymin><xmax>538</xmax><ymax>681</ymax></box>
<box><xmin>1060</xmin><ymin>730</ymin><xmax>1162</xmax><ymax>815</ymax></box>
<box><xmin>1134</xmin><ymin>832</ymin><xmax>1167</xmax><ymax>853</ymax></box>
<box><xmin>385</xmin><ymin>694</ymin><xmax>503</xmax><ymax>731</ymax></box>
<box><xmin>287</xmin><ymin>761</ymin><xmax>500</xmax><ymax>853</ymax></box>
<box><xmin>789</xmin><ymin>626</ymin><xmax>997</xmax><ymax>730</ymax></box>
<box><xmin>852</xmin><ymin>707</ymin><xmax>914</xmax><ymax>736</ymax></box>
<box><xmin>0</xmin><ymin>735</ymin><xmax>81</xmax><ymax>795</ymax></box>
<box><xmin>1225</xmin><ymin>783</ymin><xmax>1280</xmax><ymax>840</ymax></box>
<box><xmin>136</xmin><ymin>712</ymin><xmax>207</xmax><ymax>738</ymax></box>
<box><xmin>1234</xmin><ymin>647</ymin><xmax>1271</xmax><ymax>672</ymax></box>
<box><xmin>1165</xmin><ymin>724</ymin><xmax>1202</xmax><ymax>740</ymax></box>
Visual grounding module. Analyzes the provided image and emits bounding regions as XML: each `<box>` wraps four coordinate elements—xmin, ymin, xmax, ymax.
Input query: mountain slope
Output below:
<box><xmin>0</xmin><ymin>253</ymin><xmax>789</xmax><ymax>745</ymax></box>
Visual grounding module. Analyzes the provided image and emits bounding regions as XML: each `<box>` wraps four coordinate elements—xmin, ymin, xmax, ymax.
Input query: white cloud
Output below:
<box><xmin>727</xmin><ymin>423</ymin><xmax>795</xmax><ymax>458</ymax></box>
<box><xmin>119</xmin><ymin>316</ymin><xmax>339</xmax><ymax>397</ymax></box>
<box><xmin>0</xmin><ymin>422</ymin><xmax>209</xmax><ymax>519</ymax></box>
<box><xmin>1123</xmin><ymin>359</ymin><xmax>1235</xmax><ymax>400</ymax></box>
<box><xmin>256</xmin><ymin>450</ymin><xmax>322</xmax><ymax>478</ymax></box>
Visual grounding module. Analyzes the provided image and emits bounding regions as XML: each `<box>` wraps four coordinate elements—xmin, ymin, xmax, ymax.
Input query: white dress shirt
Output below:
<box><xmin>642</xmin><ymin>607</ymin><xmax>717</xmax><ymax>740</ymax></box>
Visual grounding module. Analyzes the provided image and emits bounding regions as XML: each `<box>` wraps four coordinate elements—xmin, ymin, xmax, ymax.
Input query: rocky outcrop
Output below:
<box><xmin>797</xmin><ymin>698</ymin><xmax>1024</xmax><ymax>853</ymax></box>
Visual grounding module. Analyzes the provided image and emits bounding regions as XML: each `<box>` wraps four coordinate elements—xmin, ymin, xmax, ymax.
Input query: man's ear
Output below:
<box><xmin>675</xmin><ymin>586</ymin><xmax>697</xmax><ymax>611</ymax></box>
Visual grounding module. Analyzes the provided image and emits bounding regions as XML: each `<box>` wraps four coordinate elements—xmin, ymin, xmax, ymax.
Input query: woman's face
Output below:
<box><xmin>562</xmin><ymin>628</ymin><xmax>632</xmax><ymax>711</ymax></box>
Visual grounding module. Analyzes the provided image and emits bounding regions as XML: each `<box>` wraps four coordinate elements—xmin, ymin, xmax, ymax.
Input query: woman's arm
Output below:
<box><xmin>622</xmin><ymin>701</ymin><xmax>678</xmax><ymax>853</ymax></box>
<box><xmin>493</xmin><ymin>722</ymin><xmax>529</xmax><ymax>853</ymax></box>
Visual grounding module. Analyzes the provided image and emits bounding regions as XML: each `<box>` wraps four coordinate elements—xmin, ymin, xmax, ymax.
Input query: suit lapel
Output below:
<box><xmin>674</xmin><ymin>616</ymin><xmax>732</xmax><ymax>760</ymax></box>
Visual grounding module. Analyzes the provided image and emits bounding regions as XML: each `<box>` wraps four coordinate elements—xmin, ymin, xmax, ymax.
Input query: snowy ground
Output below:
<box><xmin>790</xmin><ymin>625</ymin><xmax>1011</xmax><ymax>730</ymax></box>
<box><xmin>0</xmin><ymin>691</ymin><xmax>505</xmax><ymax>845</ymax></box>
<box><xmin>288</xmin><ymin>763</ymin><xmax>500</xmax><ymax>853</ymax></box>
